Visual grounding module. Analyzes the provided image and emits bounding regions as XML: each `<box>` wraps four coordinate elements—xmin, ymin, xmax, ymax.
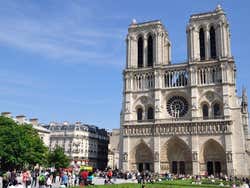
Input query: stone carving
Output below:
<box><xmin>140</xmin><ymin>96</ymin><xmax>148</xmax><ymax>104</ymax></box>
<box><xmin>226</xmin><ymin>151</ymin><xmax>232</xmax><ymax>162</ymax></box>
<box><xmin>154</xmin><ymin>151</ymin><xmax>159</xmax><ymax>161</ymax></box>
<box><xmin>206</xmin><ymin>91</ymin><xmax>214</xmax><ymax>101</ymax></box>
<box><xmin>192</xmin><ymin>151</ymin><xmax>198</xmax><ymax>161</ymax></box>
<box><xmin>123</xmin><ymin>152</ymin><xmax>128</xmax><ymax>162</ymax></box>
<box><xmin>155</xmin><ymin>105</ymin><xmax>160</xmax><ymax>112</ymax></box>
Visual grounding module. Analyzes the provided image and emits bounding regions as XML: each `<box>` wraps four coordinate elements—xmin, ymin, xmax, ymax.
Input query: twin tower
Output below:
<box><xmin>126</xmin><ymin>5</ymin><xmax>230</xmax><ymax>69</ymax></box>
<box><xmin>121</xmin><ymin>5</ymin><xmax>250</xmax><ymax>176</ymax></box>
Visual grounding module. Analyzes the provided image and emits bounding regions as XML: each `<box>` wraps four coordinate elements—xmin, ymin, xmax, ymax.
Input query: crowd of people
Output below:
<box><xmin>2</xmin><ymin>169</ymin><xmax>75</xmax><ymax>188</ymax></box>
<box><xmin>2</xmin><ymin>168</ymin><xmax>250</xmax><ymax>188</ymax></box>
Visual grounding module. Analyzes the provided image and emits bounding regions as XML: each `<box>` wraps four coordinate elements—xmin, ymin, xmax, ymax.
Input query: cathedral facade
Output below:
<box><xmin>120</xmin><ymin>6</ymin><xmax>250</xmax><ymax>176</ymax></box>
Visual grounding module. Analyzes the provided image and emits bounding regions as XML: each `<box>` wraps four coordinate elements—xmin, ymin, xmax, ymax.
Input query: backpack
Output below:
<box><xmin>39</xmin><ymin>174</ymin><xmax>46</xmax><ymax>185</ymax></box>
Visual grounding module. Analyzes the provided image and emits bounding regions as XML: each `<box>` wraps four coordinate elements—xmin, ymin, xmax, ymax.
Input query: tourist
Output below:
<box><xmin>22</xmin><ymin>169</ymin><xmax>31</xmax><ymax>188</ymax></box>
<box><xmin>61</xmin><ymin>172</ymin><xmax>68</xmax><ymax>187</ymax></box>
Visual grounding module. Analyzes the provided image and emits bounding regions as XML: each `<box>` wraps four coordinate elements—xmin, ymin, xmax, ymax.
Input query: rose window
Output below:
<box><xmin>167</xmin><ymin>96</ymin><xmax>188</xmax><ymax>117</ymax></box>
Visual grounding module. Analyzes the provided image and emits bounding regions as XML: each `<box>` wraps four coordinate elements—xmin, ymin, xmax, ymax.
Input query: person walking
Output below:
<box><xmin>61</xmin><ymin>172</ymin><xmax>68</xmax><ymax>187</ymax></box>
<box><xmin>22</xmin><ymin>170</ymin><xmax>31</xmax><ymax>188</ymax></box>
<box><xmin>31</xmin><ymin>170</ymin><xmax>38</xmax><ymax>188</ymax></box>
<box><xmin>46</xmin><ymin>175</ymin><xmax>52</xmax><ymax>188</ymax></box>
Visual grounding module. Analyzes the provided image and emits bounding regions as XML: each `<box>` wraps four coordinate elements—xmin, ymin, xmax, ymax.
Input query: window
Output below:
<box><xmin>138</xmin><ymin>37</ymin><xmax>144</xmax><ymax>68</ymax></box>
<box><xmin>147</xmin><ymin>107</ymin><xmax>154</xmax><ymax>120</ymax></box>
<box><xmin>213</xmin><ymin>103</ymin><xmax>221</xmax><ymax>117</ymax></box>
<box><xmin>147</xmin><ymin>35</ymin><xmax>153</xmax><ymax>67</ymax></box>
<box><xmin>202</xmin><ymin>104</ymin><xmax>209</xmax><ymax>119</ymax></box>
<box><xmin>199</xmin><ymin>28</ymin><xmax>205</xmax><ymax>60</ymax></box>
<box><xmin>137</xmin><ymin>108</ymin><xmax>143</xmax><ymax>121</ymax></box>
<box><xmin>210</xmin><ymin>26</ymin><xmax>216</xmax><ymax>59</ymax></box>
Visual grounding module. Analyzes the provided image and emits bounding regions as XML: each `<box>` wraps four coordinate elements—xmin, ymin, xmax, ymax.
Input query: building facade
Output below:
<box><xmin>108</xmin><ymin>129</ymin><xmax>121</xmax><ymax>169</ymax></box>
<box><xmin>49</xmin><ymin>122</ymin><xmax>109</xmax><ymax>170</ymax></box>
<box><xmin>121</xmin><ymin>6</ymin><xmax>250</xmax><ymax>176</ymax></box>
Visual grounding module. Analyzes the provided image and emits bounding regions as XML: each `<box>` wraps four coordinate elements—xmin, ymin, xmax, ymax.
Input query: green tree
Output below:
<box><xmin>0</xmin><ymin>116</ymin><xmax>48</xmax><ymax>171</ymax></box>
<box><xmin>47</xmin><ymin>146</ymin><xmax>70</xmax><ymax>169</ymax></box>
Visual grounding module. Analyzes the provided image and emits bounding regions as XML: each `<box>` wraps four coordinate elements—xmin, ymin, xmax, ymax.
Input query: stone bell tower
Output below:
<box><xmin>187</xmin><ymin>5</ymin><xmax>232</xmax><ymax>62</ymax></box>
<box><xmin>126</xmin><ymin>19</ymin><xmax>171</xmax><ymax>69</ymax></box>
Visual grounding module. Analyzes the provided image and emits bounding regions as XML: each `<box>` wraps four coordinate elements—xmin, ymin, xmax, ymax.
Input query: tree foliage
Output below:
<box><xmin>47</xmin><ymin>146</ymin><xmax>70</xmax><ymax>169</ymax></box>
<box><xmin>0</xmin><ymin>116</ymin><xmax>48</xmax><ymax>171</ymax></box>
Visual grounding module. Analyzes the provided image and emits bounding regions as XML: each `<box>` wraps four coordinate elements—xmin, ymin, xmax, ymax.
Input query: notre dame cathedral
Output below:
<box><xmin>120</xmin><ymin>5</ymin><xmax>250</xmax><ymax>176</ymax></box>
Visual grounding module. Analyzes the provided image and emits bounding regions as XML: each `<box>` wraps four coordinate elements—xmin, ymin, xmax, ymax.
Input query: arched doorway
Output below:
<box><xmin>200</xmin><ymin>139</ymin><xmax>227</xmax><ymax>176</ymax></box>
<box><xmin>131</xmin><ymin>142</ymin><xmax>154</xmax><ymax>172</ymax></box>
<box><xmin>164</xmin><ymin>137</ymin><xmax>192</xmax><ymax>174</ymax></box>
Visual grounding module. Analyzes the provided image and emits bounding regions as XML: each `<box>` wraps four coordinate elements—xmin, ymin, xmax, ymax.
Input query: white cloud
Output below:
<box><xmin>0</xmin><ymin>1</ymin><xmax>126</xmax><ymax>64</ymax></box>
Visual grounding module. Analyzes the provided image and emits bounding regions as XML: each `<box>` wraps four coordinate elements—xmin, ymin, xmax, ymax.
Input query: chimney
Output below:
<box><xmin>16</xmin><ymin>115</ymin><xmax>26</xmax><ymax>124</ymax></box>
<box><xmin>75</xmin><ymin>121</ymin><xmax>81</xmax><ymax>125</ymax></box>
<box><xmin>1</xmin><ymin>112</ymin><xmax>12</xmax><ymax>118</ymax></box>
<box><xmin>29</xmin><ymin>118</ymin><xmax>39</xmax><ymax>126</ymax></box>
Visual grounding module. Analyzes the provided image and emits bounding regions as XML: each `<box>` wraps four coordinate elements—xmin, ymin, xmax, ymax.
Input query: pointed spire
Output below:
<box><xmin>242</xmin><ymin>87</ymin><xmax>248</xmax><ymax>103</ymax></box>
<box><xmin>242</xmin><ymin>87</ymin><xmax>248</xmax><ymax>113</ymax></box>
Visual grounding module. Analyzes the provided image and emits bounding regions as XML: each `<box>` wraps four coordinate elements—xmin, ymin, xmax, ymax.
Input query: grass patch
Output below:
<box><xmin>76</xmin><ymin>179</ymin><xmax>227</xmax><ymax>188</ymax></box>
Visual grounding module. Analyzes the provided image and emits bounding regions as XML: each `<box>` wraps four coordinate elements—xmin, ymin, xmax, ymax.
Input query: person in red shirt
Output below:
<box><xmin>107</xmin><ymin>170</ymin><xmax>112</xmax><ymax>182</ymax></box>
<box><xmin>80</xmin><ymin>170</ymin><xmax>88</xmax><ymax>185</ymax></box>
<box><xmin>22</xmin><ymin>169</ymin><xmax>31</xmax><ymax>188</ymax></box>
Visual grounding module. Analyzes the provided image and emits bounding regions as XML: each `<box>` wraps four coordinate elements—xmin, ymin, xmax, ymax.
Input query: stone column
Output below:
<box><xmin>226</xmin><ymin>24</ymin><xmax>231</xmax><ymax>57</ymax></box>
<box><xmin>192</xmin><ymin>135</ymin><xmax>199</xmax><ymax>175</ymax></box>
<box><xmin>154</xmin><ymin>69</ymin><xmax>162</xmax><ymax>120</ymax></box>
<box><xmin>187</xmin><ymin>25</ymin><xmax>195</xmax><ymax>62</ymax></box>
<box><xmin>224</xmin><ymin>129</ymin><xmax>234</xmax><ymax>176</ymax></box>
<box><xmin>130</xmin><ymin>35</ymin><xmax>137</xmax><ymax>68</ymax></box>
<box><xmin>122</xmin><ymin>136</ymin><xmax>130</xmax><ymax>171</ymax></box>
<box><xmin>158</xmin><ymin>32</ymin><xmax>163</xmax><ymax>65</ymax></box>
<box><xmin>155</xmin><ymin>31</ymin><xmax>162</xmax><ymax>66</ymax></box>
<box><xmin>144</xmin><ymin>36</ymin><xmax>147</xmax><ymax>67</ymax></box>
<box><xmin>124</xmin><ymin>93</ymin><xmax>133</xmax><ymax>121</ymax></box>
<box><xmin>154</xmin><ymin>136</ymin><xmax>161</xmax><ymax>173</ymax></box>
<box><xmin>226</xmin><ymin>151</ymin><xmax>234</xmax><ymax>176</ymax></box>
<box><xmin>204</xmin><ymin>25</ymin><xmax>210</xmax><ymax>60</ymax></box>
<box><xmin>193</xmin><ymin>27</ymin><xmax>200</xmax><ymax>61</ymax></box>
<box><xmin>126</xmin><ymin>36</ymin><xmax>130</xmax><ymax>68</ymax></box>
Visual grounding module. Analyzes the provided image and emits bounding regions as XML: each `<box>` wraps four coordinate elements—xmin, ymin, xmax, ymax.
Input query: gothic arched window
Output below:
<box><xmin>137</xmin><ymin>108</ymin><xmax>143</xmax><ymax>121</ymax></box>
<box><xmin>147</xmin><ymin>35</ymin><xmax>153</xmax><ymax>67</ymax></box>
<box><xmin>147</xmin><ymin>107</ymin><xmax>154</xmax><ymax>120</ymax></box>
<box><xmin>199</xmin><ymin>28</ymin><xmax>205</xmax><ymax>60</ymax></box>
<box><xmin>138</xmin><ymin>37</ymin><xmax>144</xmax><ymax>68</ymax></box>
<box><xmin>213</xmin><ymin>103</ymin><xmax>221</xmax><ymax>117</ymax></box>
<box><xmin>202</xmin><ymin>104</ymin><xmax>209</xmax><ymax>119</ymax></box>
<box><xmin>210</xmin><ymin>26</ymin><xmax>217</xmax><ymax>59</ymax></box>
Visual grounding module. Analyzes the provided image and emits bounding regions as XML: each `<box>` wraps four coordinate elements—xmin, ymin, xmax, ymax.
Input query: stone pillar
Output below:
<box><xmin>204</xmin><ymin>25</ymin><xmax>210</xmax><ymax>60</ymax></box>
<box><xmin>155</xmin><ymin>71</ymin><xmax>162</xmax><ymax>119</ymax></box>
<box><xmin>215</xmin><ymin>24</ymin><xmax>221</xmax><ymax>59</ymax></box>
<box><xmin>218</xmin><ymin>21</ymin><xmax>228</xmax><ymax>58</ymax></box>
<box><xmin>144</xmin><ymin>36</ymin><xmax>147</xmax><ymax>67</ymax></box>
<box><xmin>193</xmin><ymin>27</ymin><xmax>200</xmax><ymax>61</ymax></box>
<box><xmin>226</xmin><ymin>151</ymin><xmax>234</xmax><ymax>176</ymax></box>
<box><xmin>124</xmin><ymin>93</ymin><xmax>133</xmax><ymax>121</ymax></box>
<box><xmin>122</xmin><ymin>136</ymin><xmax>130</xmax><ymax>171</ymax></box>
<box><xmin>224</xmin><ymin>133</ymin><xmax>233</xmax><ymax>176</ymax></box>
<box><xmin>154</xmin><ymin>136</ymin><xmax>160</xmax><ymax>173</ymax></box>
<box><xmin>126</xmin><ymin>36</ymin><xmax>130</xmax><ymax>68</ymax></box>
<box><xmin>226</xmin><ymin>24</ymin><xmax>231</xmax><ymax>57</ymax></box>
<box><xmin>192</xmin><ymin>135</ymin><xmax>199</xmax><ymax>175</ymax></box>
<box><xmin>158</xmin><ymin>32</ymin><xmax>163</xmax><ymax>65</ymax></box>
<box><xmin>187</xmin><ymin>25</ymin><xmax>195</xmax><ymax>62</ymax></box>
<box><xmin>130</xmin><ymin>35</ymin><xmax>137</xmax><ymax>68</ymax></box>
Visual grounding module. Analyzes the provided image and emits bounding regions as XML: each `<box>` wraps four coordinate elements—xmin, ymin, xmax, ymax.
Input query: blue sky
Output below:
<box><xmin>0</xmin><ymin>0</ymin><xmax>249</xmax><ymax>129</ymax></box>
